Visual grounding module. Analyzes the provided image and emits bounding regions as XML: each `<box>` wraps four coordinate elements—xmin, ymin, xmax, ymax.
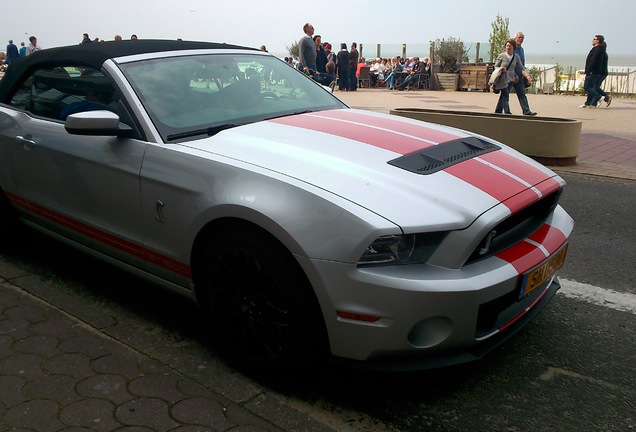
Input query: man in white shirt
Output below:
<box><xmin>26</xmin><ymin>36</ymin><xmax>41</xmax><ymax>55</ymax></box>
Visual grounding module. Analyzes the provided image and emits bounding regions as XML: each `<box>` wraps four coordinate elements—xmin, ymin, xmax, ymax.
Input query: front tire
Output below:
<box><xmin>197</xmin><ymin>228</ymin><xmax>327</xmax><ymax>372</ymax></box>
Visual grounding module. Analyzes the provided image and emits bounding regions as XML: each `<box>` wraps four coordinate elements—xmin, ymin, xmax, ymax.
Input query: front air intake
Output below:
<box><xmin>388</xmin><ymin>136</ymin><xmax>501</xmax><ymax>175</ymax></box>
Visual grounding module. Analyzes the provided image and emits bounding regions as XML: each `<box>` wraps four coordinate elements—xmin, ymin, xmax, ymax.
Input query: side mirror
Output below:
<box><xmin>65</xmin><ymin>110</ymin><xmax>134</xmax><ymax>137</ymax></box>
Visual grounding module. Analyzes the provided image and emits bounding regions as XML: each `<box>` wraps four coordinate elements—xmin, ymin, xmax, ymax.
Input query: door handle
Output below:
<box><xmin>15</xmin><ymin>135</ymin><xmax>36</xmax><ymax>149</ymax></box>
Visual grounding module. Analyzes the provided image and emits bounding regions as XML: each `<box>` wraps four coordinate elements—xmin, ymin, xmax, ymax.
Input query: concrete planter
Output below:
<box><xmin>390</xmin><ymin>108</ymin><xmax>581</xmax><ymax>166</ymax></box>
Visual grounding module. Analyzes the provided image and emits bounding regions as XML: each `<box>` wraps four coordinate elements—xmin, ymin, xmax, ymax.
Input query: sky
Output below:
<box><xmin>3</xmin><ymin>0</ymin><xmax>635</xmax><ymax>66</ymax></box>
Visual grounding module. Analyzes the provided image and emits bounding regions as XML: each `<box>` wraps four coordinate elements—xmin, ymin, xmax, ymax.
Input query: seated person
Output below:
<box><xmin>384</xmin><ymin>57</ymin><xmax>404</xmax><ymax>90</ymax></box>
<box><xmin>397</xmin><ymin>57</ymin><xmax>425</xmax><ymax>90</ymax></box>
<box><xmin>312</xmin><ymin>61</ymin><xmax>336</xmax><ymax>86</ymax></box>
<box><xmin>60</xmin><ymin>89</ymin><xmax>115</xmax><ymax>120</ymax></box>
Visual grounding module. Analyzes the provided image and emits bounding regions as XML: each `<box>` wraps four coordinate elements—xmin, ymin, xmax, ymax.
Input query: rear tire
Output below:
<box><xmin>197</xmin><ymin>227</ymin><xmax>327</xmax><ymax>373</ymax></box>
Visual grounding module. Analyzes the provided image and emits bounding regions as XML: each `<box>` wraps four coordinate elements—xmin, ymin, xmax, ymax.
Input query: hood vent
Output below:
<box><xmin>388</xmin><ymin>137</ymin><xmax>501</xmax><ymax>175</ymax></box>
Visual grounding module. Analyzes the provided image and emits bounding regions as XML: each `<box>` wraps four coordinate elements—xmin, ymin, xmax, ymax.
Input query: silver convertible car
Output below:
<box><xmin>0</xmin><ymin>41</ymin><xmax>573</xmax><ymax>371</ymax></box>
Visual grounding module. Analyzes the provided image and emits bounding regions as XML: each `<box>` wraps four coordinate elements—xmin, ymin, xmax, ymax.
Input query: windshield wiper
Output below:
<box><xmin>166</xmin><ymin>123</ymin><xmax>241</xmax><ymax>141</ymax></box>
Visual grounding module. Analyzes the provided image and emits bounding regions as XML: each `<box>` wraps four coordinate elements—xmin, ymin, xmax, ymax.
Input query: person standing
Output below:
<box><xmin>493</xmin><ymin>39</ymin><xmax>524</xmax><ymax>115</ymax></box>
<box><xmin>5</xmin><ymin>40</ymin><xmax>19</xmax><ymax>65</ymax></box>
<box><xmin>512</xmin><ymin>32</ymin><xmax>537</xmax><ymax>116</ymax></box>
<box><xmin>298</xmin><ymin>23</ymin><xmax>317</xmax><ymax>73</ymax></box>
<box><xmin>348</xmin><ymin>42</ymin><xmax>359</xmax><ymax>91</ymax></box>
<box><xmin>314</xmin><ymin>35</ymin><xmax>328</xmax><ymax>73</ymax></box>
<box><xmin>19</xmin><ymin>42</ymin><xmax>27</xmax><ymax>57</ymax></box>
<box><xmin>26</xmin><ymin>36</ymin><xmax>41</xmax><ymax>55</ymax></box>
<box><xmin>81</xmin><ymin>33</ymin><xmax>92</xmax><ymax>44</ymax></box>
<box><xmin>580</xmin><ymin>34</ymin><xmax>605</xmax><ymax>108</ymax></box>
<box><xmin>336</xmin><ymin>43</ymin><xmax>350</xmax><ymax>91</ymax></box>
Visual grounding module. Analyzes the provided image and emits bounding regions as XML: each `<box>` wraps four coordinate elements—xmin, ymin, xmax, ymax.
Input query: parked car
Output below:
<box><xmin>0</xmin><ymin>40</ymin><xmax>573</xmax><ymax>372</ymax></box>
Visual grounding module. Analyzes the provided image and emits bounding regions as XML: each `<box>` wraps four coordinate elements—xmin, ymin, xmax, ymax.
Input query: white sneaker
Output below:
<box><xmin>579</xmin><ymin>104</ymin><xmax>588</xmax><ymax>108</ymax></box>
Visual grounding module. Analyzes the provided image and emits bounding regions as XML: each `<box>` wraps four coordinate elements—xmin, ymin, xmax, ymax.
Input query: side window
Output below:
<box><xmin>10</xmin><ymin>66</ymin><xmax>118</xmax><ymax>121</ymax></box>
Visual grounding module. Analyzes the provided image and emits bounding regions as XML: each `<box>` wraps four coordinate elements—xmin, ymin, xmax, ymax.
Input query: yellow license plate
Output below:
<box><xmin>519</xmin><ymin>244</ymin><xmax>568</xmax><ymax>299</ymax></box>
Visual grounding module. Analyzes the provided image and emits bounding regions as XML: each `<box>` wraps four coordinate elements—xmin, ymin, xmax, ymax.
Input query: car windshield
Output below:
<box><xmin>118</xmin><ymin>52</ymin><xmax>346</xmax><ymax>141</ymax></box>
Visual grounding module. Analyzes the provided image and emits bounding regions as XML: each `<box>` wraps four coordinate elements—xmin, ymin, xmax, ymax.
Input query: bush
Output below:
<box><xmin>434</xmin><ymin>37</ymin><xmax>467</xmax><ymax>73</ymax></box>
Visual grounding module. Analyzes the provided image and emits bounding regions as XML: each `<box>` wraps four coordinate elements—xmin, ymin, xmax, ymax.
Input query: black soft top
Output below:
<box><xmin>0</xmin><ymin>39</ymin><xmax>256</xmax><ymax>100</ymax></box>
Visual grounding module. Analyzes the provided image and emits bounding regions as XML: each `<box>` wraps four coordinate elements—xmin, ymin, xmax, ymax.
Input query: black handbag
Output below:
<box><xmin>523</xmin><ymin>76</ymin><xmax>531</xmax><ymax>88</ymax></box>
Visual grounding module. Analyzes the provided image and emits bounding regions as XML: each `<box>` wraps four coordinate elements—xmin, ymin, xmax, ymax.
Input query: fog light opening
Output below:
<box><xmin>408</xmin><ymin>316</ymin><xmax>454</xmax><ymax>348</ymax></box>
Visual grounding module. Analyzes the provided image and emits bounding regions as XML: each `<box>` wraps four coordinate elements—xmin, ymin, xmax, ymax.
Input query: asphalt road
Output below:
<box><xmin>1</xmin><ymin>171</ymin><xmax>634</xmax><ymax>431</ymax></box>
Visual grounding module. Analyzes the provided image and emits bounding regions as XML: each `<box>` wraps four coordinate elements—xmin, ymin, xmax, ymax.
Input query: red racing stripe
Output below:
<box><xmin>496</xmin><ymin>240</ymin><xmax>547</xmax><ymax>274</ymax></box>
<box><xmin>319</xmin><ymin>111</ymin><xmax>558</xmax><ymax>193</ymax></box>
<box><xmin>496</xmin><ymin>223</ymin><xmax>567</xmax><ymax>274</ymax></box>
<box><xmin>528</xmin><ymin>224</ymin><xmax>568</xmax><ymax>254</ymax></box>
<box><xmin>270</xmin><ymin>114</ymin><xmax>428</xmax><ymax>154</ymax></box>
<box><xmin>269</xmin><ymin>111</ymin><xmax>556</xmax><ymax>210</ymax></box>
<box><xmin>314</xmin><ymin>110</ymin><xmax>462</xmax><ymax>144</ymax></box>
<box><xmin>6</xmin><ymin>193</ymin><xmax>191</xmax><ymax>279</ymax></box>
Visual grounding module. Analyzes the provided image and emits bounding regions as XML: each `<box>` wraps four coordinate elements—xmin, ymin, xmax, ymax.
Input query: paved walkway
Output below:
<box><xmin>336</xmin><ymin>88</ymin><xmax>636</xmax><ymax>180</ymax></box>
<box><xmin>1</xmin><ymin>87</ymin><xmax>634</xmax><ymax>431</ymax></box>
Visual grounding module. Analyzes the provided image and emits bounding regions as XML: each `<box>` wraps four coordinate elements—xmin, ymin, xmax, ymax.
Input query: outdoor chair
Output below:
<box><xmin>358</xmin><ymin>66</ymin><xmax>371</xmax><ymax>88</ymax></box>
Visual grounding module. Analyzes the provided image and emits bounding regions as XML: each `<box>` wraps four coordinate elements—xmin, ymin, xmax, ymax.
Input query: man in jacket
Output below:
<box><xmin>5</xmin><ymin>40</ymin><xmax>19</xmax><ymax>65</ymax></box>
<box><xmin>580</xmin><ymin>34</ymin><xmax>605</xmax><ymax>108</ymax></box>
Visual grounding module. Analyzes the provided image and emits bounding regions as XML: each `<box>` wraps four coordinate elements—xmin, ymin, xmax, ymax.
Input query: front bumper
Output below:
<box><xmin>331</xmin><ymin>277</ymin><xmax>560</xmax><ymax>371</ymax></box>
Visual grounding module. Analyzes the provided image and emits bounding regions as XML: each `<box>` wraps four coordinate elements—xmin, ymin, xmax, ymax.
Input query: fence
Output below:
<box><xmin>530</xmin><ymin>65</ymin><xmax>635</xmax><ymax>96</ymax></box>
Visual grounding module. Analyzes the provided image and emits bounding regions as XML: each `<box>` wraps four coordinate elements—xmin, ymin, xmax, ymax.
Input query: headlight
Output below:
<box><xmin>358</xmin><ymin>232</ymin><xmax>447</xmax><ymax>267</ymax></box>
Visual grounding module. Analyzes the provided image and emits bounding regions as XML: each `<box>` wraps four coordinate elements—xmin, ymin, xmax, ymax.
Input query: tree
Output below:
<box><xmin>286</xmin><ymin>41</ymin><xmax>299</xmax><ymax>60</ymax></box>
<box><xmin>489</xmin><ymin>14</ymin><xmax>510</xmax><ymax>62</ymax></box>
<box><xmin>434</xmin><ymin>37</ymin><xmax>467</xmax><ymax>73</ymax></box>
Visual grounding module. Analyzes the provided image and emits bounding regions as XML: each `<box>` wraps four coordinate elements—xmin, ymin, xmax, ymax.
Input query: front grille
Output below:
<box><xmin>466</xmin><ymin>188</ymin><xmax>563</xmax><ymax>265</ymax></box>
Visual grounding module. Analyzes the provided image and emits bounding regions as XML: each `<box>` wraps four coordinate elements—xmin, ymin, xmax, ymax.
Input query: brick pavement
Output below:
<box><xmin>1</xmin><ymin>85</ymin><xmax>634</xmax><ymax>431</ymax></box>
<box><xmin>0</xmin><ymin>279</ymin><xmax>290</xmax><ymax>431</ymax></box>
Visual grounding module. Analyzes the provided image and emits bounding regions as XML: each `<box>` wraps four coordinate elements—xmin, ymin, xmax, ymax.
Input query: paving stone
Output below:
<box><xmin>59</xmin><ymin>335</ymin><xmax>114</xmax><ymax>359</ymax></box>
<box><xmin>224</xmin><ymin>402</ymin><xmax>284</xmax><ymax>432</ymax></box>
<box><xmin>24</xmin><ymin>375</ymin><xmax>83</xmax><ymax>405</ymax></box>
<box><xmin>116</xmin><ymin>398</ymin><xmax>179</xmax><ymax>431</ymax></box>
<box><xmin>60</xmin><ymin>398</ymin><xmax>120</xmax><ymax>431</ymax></box>
<box><xmin>4</xmin><ymin>304</ymin><xmax>47</xmax><ymax>323</ymax></box>
<box><xmin>0</xmin><ymin>354</ymin><xmax>44</xmax><ymax>381</ymax></box>
<box><xmin>0</xmin><ymin>318</ymin><xmax>31</xmax><ymax>339</ymax></box>
<box><xmin>30</xmin><ymin>317</ymin><xmax>77</xmax><ymax>339</ymax></box>
<box><xmin>43</xmin><ymin>353</ymin><xmax>95</xmax><ymax>379</ymax></box>
<box><xmin>171</xmin><ymin>397</ymin><xmax>234</xmax><ymax>430</ymax></box>
<box><xmin>128</xmin><ymin>374</ymin><xmax>189</xmax><ymax>403</ymax></box>
<box><xmin>14</xmin><ymin>334</ymin><xmax>60</xmax><ymax>357</ymax></box>
<box><xmin>4</xmin><ymin>399</ymin><xmax>64</xmax><ymax>432</ymax></box>
<box><xmin>92</xmin><ymin>353</ymin><xmax>144</xmax><ymax>380</ymax></box>
<box><xmin>76</xmin><ymin>374</ymin><xmax>134</xmax><ymax>405</ymax></box>
<box><xmin>0</xmin><ymin>335</ymin><xmax>13</xmax><ymax>359</ymax></box>
<box><xmin>0</xmin><ymin>376</ymin><xmax>26</xmax><ymax>408</ymax></box>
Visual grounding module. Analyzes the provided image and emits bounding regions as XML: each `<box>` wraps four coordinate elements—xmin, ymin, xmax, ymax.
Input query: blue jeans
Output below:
<box><xmin>512</xmin><ymin>79</ymin><xmax>531</xmax><ymax>114</ymax></box>
<box><xmin>384</xmin><ymin>71</ymin><xmax>397</xmax><ymax>88</ymax></box>
<box><xmin>593</xmin><ymin>75</ymin><xmax>608</xmax><ymax>105</ymax></box>
<box><xmin>399</xmin><ymin>73</ymin><xmax>421</xmax><ymax>89</ymax></box>
<box><xmin>584</xmin><ymin>74</ymin><xmax>602</xmax><ymax>106</ymax></box>
<box><xmin>495</xmin><ymin>83</ymin><xmax>512</xmax><ymax>114</ymax></box>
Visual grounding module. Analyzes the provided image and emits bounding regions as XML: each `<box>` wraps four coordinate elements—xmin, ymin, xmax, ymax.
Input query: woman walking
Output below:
<box><xmin>493</xmin><ymin>39</ymin><xmax>525</xmax><ymax>114</ymax></box>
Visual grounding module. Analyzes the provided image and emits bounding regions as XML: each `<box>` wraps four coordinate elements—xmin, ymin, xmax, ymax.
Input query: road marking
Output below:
<box><xmin>559</xmin><ymin>278</ymin><xmax>636</xmax><ymax>314</ymax></box>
